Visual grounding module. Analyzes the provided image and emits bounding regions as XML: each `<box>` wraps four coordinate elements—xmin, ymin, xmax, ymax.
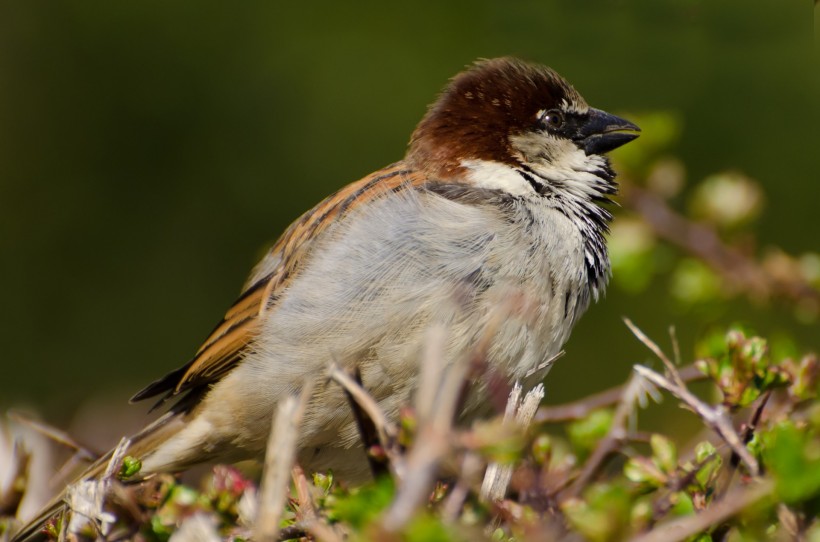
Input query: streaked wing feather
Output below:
<box><xmin>131</xmin><ymin>162</ymin><xmax>429</xmax><ymax>403</ymax></box>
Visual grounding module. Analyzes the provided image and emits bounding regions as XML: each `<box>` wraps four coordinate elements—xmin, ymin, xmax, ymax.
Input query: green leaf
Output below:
<box><xmin>624</xmin><ymin>457</ymin><xmax>667</xmax><ymax>487</ymax></box>
<box><xmin>762</xmin><ymin>421</ymin><xmax>820</xmax><ymax>503</ymax></box>
<box><xmin>531</xmin><ymin>434</ymin><xmax>552</xmax><ymax>465</ymax></box>
<box><xmin>650</xmin><ymin>434</ymin><xmax>678</xmax><ymax>473</ymax></box>
<box><xmin>561</xmin><ymin>484</ymin><xmax>632</xmax><ymax>542</ymax></box>
<box><xmin>670</xmin><ymin>491</ymin><xmax>695</xmax><ymax>516</ymax></box>
<box><xmin>405</xmin><ymin>514</ymin><xmax>460</xmax><ymax>542</ymax></box>
<box><xmin>690</xmin><ymin>441</ymin><xmax>722</xmax><ymax>489</ymax></box>
<box><xmin>670</xmin><ymin>259</ymin><xmax>721</xmax><ymax>306</ymax></box>
<box><xmin>568</xmin><ymin>409</ymin><xmax>614</xmax><ymax>460</ymax></box>
<box><xmin>325</xmin><ymin>477</ymin><xmax>395</xmax><ymax>528</ymax></box>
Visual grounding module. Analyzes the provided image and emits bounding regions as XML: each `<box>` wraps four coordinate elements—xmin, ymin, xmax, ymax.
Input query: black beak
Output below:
<box><xmin>576</xmin><ymin>108</ymin><xmax>640</xmax><ymax>155</ymax></box>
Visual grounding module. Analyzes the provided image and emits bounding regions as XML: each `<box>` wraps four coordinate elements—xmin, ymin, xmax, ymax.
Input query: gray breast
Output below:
<box><xmin>225</xmin><ymin>187</ymin><xmax>591</xmax><ymax>458</ymax></box>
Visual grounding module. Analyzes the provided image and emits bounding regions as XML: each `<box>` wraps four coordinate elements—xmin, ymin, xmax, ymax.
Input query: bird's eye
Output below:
<box><xmin>540</xmin><ymin>109</ymin><xmax>564</xmax><ymax>131</ymax></box>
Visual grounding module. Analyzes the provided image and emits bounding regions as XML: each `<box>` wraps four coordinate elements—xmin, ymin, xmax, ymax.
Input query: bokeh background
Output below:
<box><xmin>0</xmin><ymin>1</ymin><xmax>816</xmax><ymax>442</ymax></box>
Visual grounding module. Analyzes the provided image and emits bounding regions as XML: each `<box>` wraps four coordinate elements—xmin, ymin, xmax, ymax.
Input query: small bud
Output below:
<box><xmin>650</xmin><ymin>434</ymin><xmax>678</xmax><ymax>473</ymax></box>
<box><xmin>313</xmin><ymin>471</ymin><xmax>334</xmax><ymax>493</ymax></box>
<box><xmin>625</xmin><ymin>457</ymin><xmax>667</xmax><ymax>487</ymax></box>
<box><xmin>531</xmin><ymin>434</ymin><xmax>552</xmax><ymax>465</ymax></box>
<box><xmin>119</xmin><ymin>456</ymin><xmax>142</xmax><ymax>479</ymax></box>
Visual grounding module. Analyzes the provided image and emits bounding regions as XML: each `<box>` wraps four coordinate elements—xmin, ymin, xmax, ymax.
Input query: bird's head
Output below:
<box><xmin>407</xmin><ymin>57</ymin><xmax>640</xmax><ymax>198</ymax></box>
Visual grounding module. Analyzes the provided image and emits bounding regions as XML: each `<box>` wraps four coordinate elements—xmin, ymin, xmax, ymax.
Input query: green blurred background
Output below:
<box><xmin>0</xmin><ymin>1</ymin><xmax>816</xmax><ymax>430</ymax></box>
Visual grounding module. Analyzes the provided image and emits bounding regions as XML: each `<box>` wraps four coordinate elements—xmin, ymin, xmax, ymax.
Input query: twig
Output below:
<box><xmin>382</xmin><ymin>367</ymin><xmax>467</xmax><ymax>530</ymax></box>
<box><xmin>290</xmin><ymin>464</ymin><xmax>317</xmax><ymax>524</ymax></box>
<box><xmin>384</xmin><ymin>292</ymin><xmax>540</xmax><ymax>531</ymax></box>
<box><xmin>275</xmin><ymin>524</ymin><xmax>307</xmax><ymax>541</ymax></box>
<box><xmin>628</xmin><ymin>479</ymin><xmax>774</xmax><ymax>542</ymax></box>
<box><xmin>382</xmin><ymin>306</ymin><xmax>491</xmax><ymax>531</ymax></box>
<box><xmin>304</xmin><ymin>520</ymin><xmax>345</xmax><ymax>542</ymax></box>
<box><xmin>64</xmin><ymin>437</ymin><xmax>130</xmax><ymax>537</ymax></box>
<box><xmin>276</xmin><ymin>519</ymin><xmax>345</xmax><ymax>542</ymax></box>
<box><xmin>561</xmin><ymin>373</ymin><xmax>649</xmax><ymax>500</ymax></box>
<box><xmin>441</xmin><ymin>453</ymin><xmax>482</xmax><ymax>522</ymax></box>
<box><xmin>535</xmin><ymin>364</ymin><xmax>705</xmax><ymax>423</ymax></box>
<box><xmin>328</xmin><ymin>364</ymin><xmax>398</xmax><ymax>449</ymax></box>
<box><xmin>669</xmin><ymin>326</ymin><xmax>682</xmax><ymax>367</ymax></box>
<box><xmin>621</xmin><ymin>182</ymin><xmax>820</xmax><ymax>314</ymax></box>
<box><xmin>416</xmin><ymin>323</ymin><xmax>448</xmax><ymax>425</ymax></box>
<box><xmin>336</xmin><ymin>366</ymin><xmax>395</xmax><ymax>479</ymax></box>
<box><xmin>480</xmin><ymin>383</ymin><xmax>545</xmax><ymax>502</ymax></box>
<box><xmin>625</xmin><ymin>320</ymin><xmax>760</xmax><ymax>475</ymax></box>
<box><xmin>7</xmin><ymin>411</ymin><xmax>98</xmax><ymax>461</ymax></box>
<box><xmin>717</xmin><ymin>390</ymin><xmax>772</xmax><ymax>502</ymax></box>
<box><xmin>633</xmin><ymin>365</ymin><xmax>760</xmax><ymax>476</ymax></box>
<box><xmin>624</xmin><ymin>318</ymin><xmax>684</xmax><ymax>389</ymax></box>
<box><xmin>650</xmin><ymin>452</ymin><xmax>717</xmax><ymax>524</ymax></box>
<box><xmin>254</xmin><ymin>380</ymin><xmax>315</xmax><ymax>542</ymax></box>
<box><xmin>733</xmin><ymin>389</ymin><xmax>770</xmax><ymax>468</ymax></box>
<box><xmin>381</xmin><ymin>424</ymin><xmax>450</xmax><ymax>532</ymax></box>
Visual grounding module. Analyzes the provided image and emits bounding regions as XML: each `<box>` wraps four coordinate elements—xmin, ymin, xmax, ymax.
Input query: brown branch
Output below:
<box><xmin>625</xmin><ymin>320</ymin><xmax>760</xmax><ymax>475</ymax></box>
<box><xmin>621</xmin><ymin>182</ymin><xmax>820</xmax><ymax>313</ymax></box>
<box><xmin>633</xmin><ymin>366</ymin><xmax>759</xmax><ymax>476</ymax></box>
<box><xmin>381</xmin><ymin>292</ymin><xmax>520</xmax><ymax>531</ymax></box>
<box><xmin>333</xmin><ymin>366</ymin><xmax>396</xmax><ymax>480</ymax></box>
<box><xmin>535</xmin><ymin>364</ymin><xmax>705</xmax><ymax>423</ymax></box>
<box><xmin>7</xmin><ymin>410</ymin><xmax>98</xmax><ymax>461</ymax></box>
<box><xmin>625</xmin><ymin>318</ymin><xmax>685</xmax><ymax>388</ymax></box>
<box><xmin>441</xmin><ymin>453</ymin><xmax>482</xmax><ymax>522</ymax></box>
<box><xmin>628</xmin><ymin>479</ymin><xmax>774</xmax><ymax>542</ymax></box>
<box><xmin>328</xmin><ymin>364</ymin><xmax>398</xmax><ymax>447</ymax></box>
<box><xmin>381</xmin><ymin>344</ymin><xmax>470</xmax><ymax>531</ymax></box>
<box><xmin>290</xmin><ymin>464</ymin><xmax>317</xmax><ymax>525</ymax></box>
<box><xmin>560</xmin><ymin>373</ymin><xmax>648</xmax><ymax>500</ymax></box>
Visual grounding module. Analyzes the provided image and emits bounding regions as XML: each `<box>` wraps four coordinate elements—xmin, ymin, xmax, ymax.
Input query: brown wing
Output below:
<box><xmin>131</xmin><ymin>161</ymin><xmax>430</xmax><ymax>405</ymax></box>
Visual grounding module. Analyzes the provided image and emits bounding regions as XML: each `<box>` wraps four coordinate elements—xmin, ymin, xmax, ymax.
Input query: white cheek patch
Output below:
<box><xmin>549</xmin><ymin>139</ymin><xmax>607</xmax><ymax>173</ymax></box>
<box><xmin>460</xmin><ymin>159</ymin><xmax>535</xmax><ymax>196</ymax></box>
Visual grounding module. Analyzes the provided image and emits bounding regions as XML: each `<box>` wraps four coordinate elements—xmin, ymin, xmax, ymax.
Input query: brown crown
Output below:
<box><xmin>407</xmin><ymin>57</ymin><xmax>587</xmax><ymax>179</ymax></box>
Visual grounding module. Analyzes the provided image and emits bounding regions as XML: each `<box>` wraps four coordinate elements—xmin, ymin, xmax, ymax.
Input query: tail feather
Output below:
<box><xmin>11</xmin><ymin>409</ymin><xmax>188</xmax><ymax>542</ymax></box>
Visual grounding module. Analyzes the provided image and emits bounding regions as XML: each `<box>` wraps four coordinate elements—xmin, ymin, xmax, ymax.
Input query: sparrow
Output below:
<box><xmin>12</xmin><ymin>57</ymin><xmax>638</xmax><ymax>540</ymax></box>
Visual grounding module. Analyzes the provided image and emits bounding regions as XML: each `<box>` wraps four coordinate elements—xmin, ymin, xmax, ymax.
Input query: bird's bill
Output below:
<box><xmin>577</xmin><ymin>108</ymin><xmax>640</xmax><ymax>155</ymax></box>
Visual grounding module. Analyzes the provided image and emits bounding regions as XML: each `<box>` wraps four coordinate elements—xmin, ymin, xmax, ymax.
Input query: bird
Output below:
<box><xmin>11</xmin><ymin>57</ymin><xmax>638</xmax><ymax>540</ymax></box>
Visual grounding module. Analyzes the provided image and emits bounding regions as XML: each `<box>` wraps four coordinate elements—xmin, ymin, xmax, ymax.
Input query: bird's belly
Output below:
<box><xmin>161</xmin><ymin>192</ymin><xmax>592</xmax><ymax>479</ymax></box>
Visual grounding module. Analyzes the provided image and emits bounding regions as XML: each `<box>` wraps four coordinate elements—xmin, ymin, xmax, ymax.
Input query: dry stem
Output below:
<box><xmin>622</xmin><ymin>181</ymin><xmax>820</xmax><ymax>314</ymax></box>
<box><xmin>633</xmin><ymin>365</ymin><xmax>759</xmax><ymax>476</ymax></box>
<box><xmin>254</xmin><ymin>380</ymin><xmax>315</xmax><ymax>542</ymax></box>
<box><xmin>628</xmin><ymin>479</ymin><xmax>774</xmax><ymax>542</ymax></box>
<box><xmin>481</xmin><ymin>383</ymin><xmax>545</xmax><ymax>502</ymax></box>
<box><xmin>535</xmin><ymin>364</ymin><xmax>706</xmax><ymax>424</ymax></box>
<box><xmin>625</xmin><ymin>319</ymin><xmax>760</xmax><ymax>476</ymax></box>
<box><xmin>561</xmin><ymin>373</ymin><xmax>650</xmax><ymax>500</ymax></box>
<box><xmin>328</xmin><ymin>364</ymin><xmax>397</xmax><ymax>448</ymax></box>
